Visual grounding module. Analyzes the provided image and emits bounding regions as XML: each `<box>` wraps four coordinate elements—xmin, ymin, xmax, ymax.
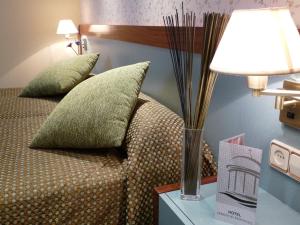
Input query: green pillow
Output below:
<box><xmin>30</xmin><ymin>61</ymin><xmax>150</xmax><ymax>149</ymax></box>
<box><xmin>20</xmin><ymin>53</ymin><xmax>99</xmax><ymax>97</ymax></box>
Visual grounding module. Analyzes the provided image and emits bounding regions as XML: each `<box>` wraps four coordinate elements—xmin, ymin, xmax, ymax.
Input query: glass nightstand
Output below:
<box><xmin>156</xmin><ymin>182</ymin><xmax>300</xmax><ymax>225</ymax></box>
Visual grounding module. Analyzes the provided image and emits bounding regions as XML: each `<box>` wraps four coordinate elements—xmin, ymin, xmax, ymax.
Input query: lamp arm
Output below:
<box><xmin>259</xmin><ymin>89</ymin><xmax>300</xmax><ymax>110</ymax></box>
<box><xmin>70</xmin><ymin>45</ymin><xmax>79</xmax><ymax>55</ymax></box>
<box><xmin>260</xmin><ymin>89</ymin><xmax>300</xmax><ymax>97</ymax></box>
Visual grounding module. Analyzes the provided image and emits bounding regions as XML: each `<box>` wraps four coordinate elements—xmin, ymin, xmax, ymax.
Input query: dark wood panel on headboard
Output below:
<box><xmin>79</xmin><ymin>24</ymin><xmax>204</xmax><ymax>53</ymax></box>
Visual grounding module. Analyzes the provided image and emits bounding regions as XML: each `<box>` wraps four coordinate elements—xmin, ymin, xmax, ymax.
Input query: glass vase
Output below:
<box><xmin>180</xmin><ymin>128</ymin><xmax>204</xmax><ymax>200</ymax></box>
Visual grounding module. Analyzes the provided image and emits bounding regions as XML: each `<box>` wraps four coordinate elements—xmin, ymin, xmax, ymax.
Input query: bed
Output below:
<box><xmin>0</xmin><ymin>87</ymin><xmax>217</xmax><ymax>225</ymax></box>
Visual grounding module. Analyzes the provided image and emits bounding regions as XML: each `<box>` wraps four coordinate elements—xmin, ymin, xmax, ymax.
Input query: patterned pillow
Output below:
<box><xmin>20</xmin><ymin>53</ymin><xmax>99</xmax><ymax>97</ymax></box>
<box><xmin>30</xmin><ymin>61</ymin><xmax>150</xmax><ymax>149</ymax></box>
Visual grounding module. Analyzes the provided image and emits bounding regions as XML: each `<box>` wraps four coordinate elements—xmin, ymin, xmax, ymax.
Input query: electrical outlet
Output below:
<box><xmin>269</xmin><ymin>140</ymin><xmax>290</xmax><ymax>172</ymax></box>
<box><xmin>269</xmin><ymin>140</ymin><xmax>300</xmax><ymax>182</ymax></box>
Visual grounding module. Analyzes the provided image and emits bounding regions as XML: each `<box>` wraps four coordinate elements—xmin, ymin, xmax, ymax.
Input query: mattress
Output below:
<box><xmin>0</xmin><ymin>88</ymin><xmax>127</xmax><ymax>224</ymax></box>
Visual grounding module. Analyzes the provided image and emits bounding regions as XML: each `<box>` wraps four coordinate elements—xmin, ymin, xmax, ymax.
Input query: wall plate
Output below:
<box><xmin>289</xmin><ymin>153</ymin><xmax>300</xmax><ymax>182</ymax></box>
<box><xmin>269</xmin><ymin>139</ymin><xmax>300</xmax><ymax>182</ymax></box>
<box><xmin>280</xmin><ymin>80</ymin><xmax>300</xmax><ymax>129</ymax></box>
<box><xmin>279</xmin><ymin>101</ymin><xmax>300</xmax><ymax>129</ymax></box>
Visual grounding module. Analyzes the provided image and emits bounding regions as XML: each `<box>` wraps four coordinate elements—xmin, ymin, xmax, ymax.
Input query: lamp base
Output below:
<box><xmin>247</xmin><ymin>76</ymin><xmax>268</xmax><ymax>96</ymax></box>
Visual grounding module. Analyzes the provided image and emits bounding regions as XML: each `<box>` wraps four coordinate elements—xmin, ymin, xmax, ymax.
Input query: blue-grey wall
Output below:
<box><xmin>87</xmin><ymin>37</ymin><xmax>300</xmax><ymax>212</ymax></box>
<box><xmin>88</xmin><ymin>37</ymin><xmax>183</xmax><ymax>111</ymax></box>
<box><xmin>207</xmin><ymin>75</ymin><xmax>300</xmax><ymax>212</ymax></box>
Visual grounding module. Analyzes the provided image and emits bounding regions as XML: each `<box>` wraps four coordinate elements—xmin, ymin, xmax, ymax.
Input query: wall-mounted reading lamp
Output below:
<box><xmin>210</xmin><ymin>7</ymin><xmax>300</xmax><ymax>110</ymax></box>
<box><xmin>56</xmin><ymin>19</ymin><xmax>80</xmax><ymax>55</ymax></box>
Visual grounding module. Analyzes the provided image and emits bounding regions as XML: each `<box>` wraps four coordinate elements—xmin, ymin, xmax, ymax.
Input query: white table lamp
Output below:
<box><xmin>56</xmin><ymin>19</ymin><xmax>80</xmax><ymax>55</ymax></box>
<box><xmin>210</xmin><ymin>8</ymin><xmax>300</xmax><ymax>109</ymax></box>
<box><xmin>56</xmin><ymin>19</ymin><xmax>78</xmax><ymax>38</ymax></box>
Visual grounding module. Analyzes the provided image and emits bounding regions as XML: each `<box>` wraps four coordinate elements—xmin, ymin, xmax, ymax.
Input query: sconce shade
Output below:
<box><xmin>210</xmin><ymin>8</ymin><xmax>300</xmax><ymax>76</ymax></box>
<box><xmin>56</xmin><ymin>19</ymin><xmax>78</xmax><ymax>35</ymax></box>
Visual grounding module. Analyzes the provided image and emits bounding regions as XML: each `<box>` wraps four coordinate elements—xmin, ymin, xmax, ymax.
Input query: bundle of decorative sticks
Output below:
<box><xmin>163</xmin><ymin>3</ymin><xmax>229</xmax><ymax>130</ymax></box>
<box><xmin>164</xmin><ymin>4</ymin><xmax>229</xmax><ymax>195</ymax></box>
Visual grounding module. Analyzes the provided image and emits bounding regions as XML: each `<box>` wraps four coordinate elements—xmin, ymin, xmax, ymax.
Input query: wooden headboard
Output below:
<box><xmin>79</xmin><ymin>24</ymin><xmax>204</xmax><ymax>54</ymax></box>
<box><xmin>79</xmin><ymin>24</ymin><xmax>300</xmax><ymax>55</ymax></box>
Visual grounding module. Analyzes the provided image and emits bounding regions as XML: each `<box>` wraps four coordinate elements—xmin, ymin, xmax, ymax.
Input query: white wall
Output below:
<box><xmin>0</xmin><ymin>0</ymin><xmax>80</xmax><ymax>88</ymax></box>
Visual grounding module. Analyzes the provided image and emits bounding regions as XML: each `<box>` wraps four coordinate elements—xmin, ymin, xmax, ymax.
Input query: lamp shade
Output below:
<box><xmin>56</xmin><ymin>19</ymin><xmax>78</xmax><ymax>35</ymax></box>
<box><xmin>210</xmin><ymin>8</ymin><xmax>300</xmax><ymax>76</ymax></box>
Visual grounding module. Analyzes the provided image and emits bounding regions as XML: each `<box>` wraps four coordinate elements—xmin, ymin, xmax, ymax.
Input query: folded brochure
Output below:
<box><xmin>215</xmin><ymin>134</ymin><xmax>262</xmax><ymax>225</ymax></box>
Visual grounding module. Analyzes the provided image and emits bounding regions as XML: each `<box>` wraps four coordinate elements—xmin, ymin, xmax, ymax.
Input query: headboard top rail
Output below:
<box><xmin>79</xmin><ymin>24</ymin><xmax>204</xmax><ymax>53</ymax></box>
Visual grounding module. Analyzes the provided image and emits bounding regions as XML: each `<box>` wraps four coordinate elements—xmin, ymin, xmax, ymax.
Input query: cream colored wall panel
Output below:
<box><xmin>80</xmin><ymin>0</ymin><xmax>300</xmax><ymax>26</ymax></box>
<box><xmin>0</xmin><ymin>0</ymin><xmax>80</xmax><ymax>88</ymax></box>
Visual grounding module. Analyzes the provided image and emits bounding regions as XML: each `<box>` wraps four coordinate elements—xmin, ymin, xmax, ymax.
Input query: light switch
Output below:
<box><xmin>289</xmin><ymin>154</ymin><xmax>300</xmax><ymax>180</ymax></box>
<box><xmin>270</xmin><ymin>140</ymin><xmax>290</xmax><ymax>172</ymax></box>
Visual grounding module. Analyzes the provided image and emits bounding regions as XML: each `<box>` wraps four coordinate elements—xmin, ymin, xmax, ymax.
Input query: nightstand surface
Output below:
<box><xmin>159</xmin><ymin>183</ymin><xmax>300</xmax><ymax>225</ymax></box>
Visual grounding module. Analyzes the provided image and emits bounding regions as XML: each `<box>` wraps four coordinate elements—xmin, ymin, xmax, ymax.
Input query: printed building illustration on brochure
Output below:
<box><xmin>222</xmin><ymin>149</ymin><xmax>260</xmax><ymax>208</ymax></box>
<box><xmin>216</xmin><ymin>133</ymin><xmax>263</xmax><ymax>224</ymax></box>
